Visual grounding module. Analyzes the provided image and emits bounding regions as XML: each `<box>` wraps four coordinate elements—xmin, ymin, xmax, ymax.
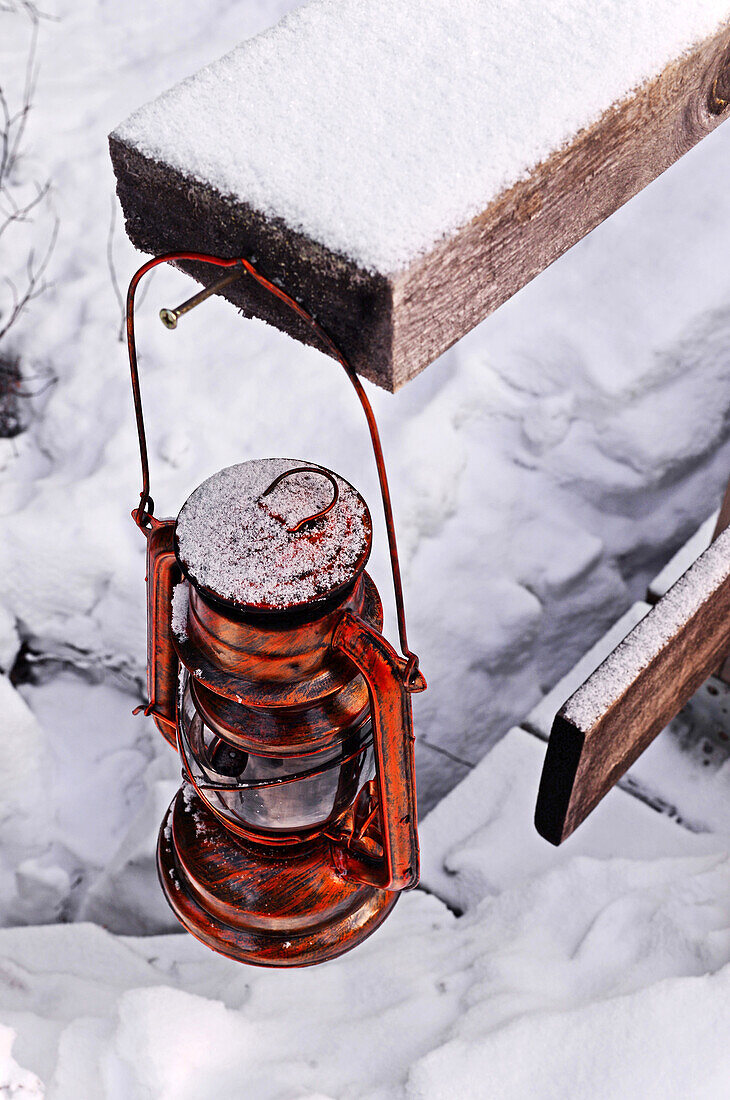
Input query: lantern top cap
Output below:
<box><xmin>175</xmin><ymin>458</ymin><xmax>372</xmax><ymax>614</ymax></box>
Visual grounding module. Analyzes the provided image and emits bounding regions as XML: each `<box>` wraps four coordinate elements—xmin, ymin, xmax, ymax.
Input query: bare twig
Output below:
<box><xmin>0</xmin><ymin>2</ymin><xmax>55</xmax><ymax>23</ymax></box>
<box><xmin>0</xmin><ymin>4</ymin><xmax>57</xmax><ymax>348</ymax></box>
<box><xmin>0</xmin><ymin>15</ymin><xmax>39</xmax><ymax>189</ymax></box>
<box><xmin>15</xmin><ymin>371</ymin><xmax>56</xmax><ymax>398</ymax></box>
<box><xmin>0</xmin><ymin>179</ymin><xmax>48</xmax><ymax>241</ymax></box>
<box><xmin>0</xmin><ymin>90</ymin><xmax>11</xmax><ymax>190</ymax></box>
<box><xmin>0</xmin><ymin>215</ymin><xmax>58</xmax><ymax>342</ymax></box>
<box><xmin>0</xmin><ymin>1</ymin><xmax>58</xmax><ymax>439</ymax></box>
<box><xmin>107</xmin><ymin>198</ymin><xmax>125</xmax><ymax>342</ymax></box>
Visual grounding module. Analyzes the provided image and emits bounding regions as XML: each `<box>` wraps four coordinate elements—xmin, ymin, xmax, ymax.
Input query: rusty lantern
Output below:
<box><xmin>125</xmin><ymin>252</ymin><xmax>426</xmax><ymax>967</ymax></box>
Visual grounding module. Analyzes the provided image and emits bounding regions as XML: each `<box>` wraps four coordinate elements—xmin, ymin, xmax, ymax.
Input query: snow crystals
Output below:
<box><xmin>175</xmin><ymin>458</ymin><xmax>369</xmax><ymax>609</ymax></box>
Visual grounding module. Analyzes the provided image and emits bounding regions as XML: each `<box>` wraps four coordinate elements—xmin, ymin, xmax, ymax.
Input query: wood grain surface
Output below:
<box><xmin>111</xmin><ymin>22</ymin><xmax>730</xmax><ymax>390</ymax></box>
<box><xmin>535</xmin><ymin>526</ymin><xmax>730</xmax><ymax>846</ymax></box>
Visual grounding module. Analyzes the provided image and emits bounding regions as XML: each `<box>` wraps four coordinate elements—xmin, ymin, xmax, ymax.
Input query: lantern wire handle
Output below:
<box><xmin>260</xmin><ymin>466</ymin><xmax>340</xmax><ymax>533</ymax></box>
<box><xmin>125</xmin><ymin>252</ymin><xmax>423</xmax><ymax>689</ymax></box>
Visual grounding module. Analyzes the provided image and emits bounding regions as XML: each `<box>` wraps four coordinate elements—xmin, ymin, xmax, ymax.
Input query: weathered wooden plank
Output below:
<box><xmin>110</xmin><ymin>5</ymin><xmax>730</xmax><ymax>391</ymax></box>
<box><xmin>535</xmin><ymin>525</ymin><xmax>730</xmax><ymax>845</ymax></box>
<box><xmin>712</xmin><ymin>475</ymin><xmax>730</xmax><ymax>683</ymax></box>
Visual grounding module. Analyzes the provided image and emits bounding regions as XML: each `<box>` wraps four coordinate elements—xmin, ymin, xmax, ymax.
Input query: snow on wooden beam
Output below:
<box><xmin>535</xmin><ymin>525</ymin><xmax>730</xmax><ymax>846</ymax></box>
<box><xmin>110</xmin><ymin>0</ymin><xmax>730</xmax><ymax>391</ymax></box>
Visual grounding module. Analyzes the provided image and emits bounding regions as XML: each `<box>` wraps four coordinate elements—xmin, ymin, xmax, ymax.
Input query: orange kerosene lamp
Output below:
<box><xmin>125</xmin><ymin>252</ymin><xmax>425</xmax><ymax>966</ymax></box>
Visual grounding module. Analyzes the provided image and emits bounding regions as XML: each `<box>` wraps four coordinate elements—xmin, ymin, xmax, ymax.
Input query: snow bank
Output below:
<box><xmin>409</xmin><ymin>967</ymin><xmax>730</xmax><ymax>1099</ymax></box>
<box><xmin>114</xmin><ymin>0</ymin><xmax>730</xmax><ymax>273</ymax></box>
<box><xmin>419</xmin><ymin>726</ymin><xmax>724</xmax><ymax>913</ymax></box>
<box><xmin>3</xmin><ymin>738</ymin><xmax>730</xmax><ymax>1097</ymax></box>
<box><xmin>0</xmin><ymin>671</ymin><xmax>178</xmax><ymax>932</ymax></box>
<box><xmin>0</xmin><ymin>1027</ymin><xmax>42</xmax><ymax>1099</ymax></box>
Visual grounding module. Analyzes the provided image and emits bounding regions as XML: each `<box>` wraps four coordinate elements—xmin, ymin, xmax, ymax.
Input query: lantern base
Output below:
<box><xmin>157</xmin><ymin>788</ymin><xmax>399</xmax><ymax>967</ymax></box>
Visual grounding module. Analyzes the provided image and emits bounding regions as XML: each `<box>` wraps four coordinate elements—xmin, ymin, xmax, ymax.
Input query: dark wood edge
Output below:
<box><xmin>109</xmin><ymin>136</ymin><xmax>396</xmax><ymax>390</ymax></box>
<box><xmin>534</xmin><ymin>716</ymin><xmax>585</xmax><ymax>846</ymax></box>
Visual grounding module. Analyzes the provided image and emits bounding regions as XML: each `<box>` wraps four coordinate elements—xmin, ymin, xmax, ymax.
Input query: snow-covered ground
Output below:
<box><xmin>3</xmin><ymin>0</ymin><xmax>730</xmax><ymax>1095</ymax></box>
<box><xmin>3</xmin><ymin>732</ymin><xmax>730</xmax><ymax>1099</ymax></box>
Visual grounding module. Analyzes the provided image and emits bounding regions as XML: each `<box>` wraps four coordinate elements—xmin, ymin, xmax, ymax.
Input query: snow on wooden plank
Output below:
<box><xmin>535</xmin><ymin>524</ymin><xmax>730</xmax><ymax>845</ymax></box>
<box><xmin>110</xmin><ymin>0</ymin><xmax>730</xmax><ymax>391</ymax></box>
<box><xmin>646</xmin><ymin>513</ymin><xmax>716</xmax><ymax>603</ymax></box>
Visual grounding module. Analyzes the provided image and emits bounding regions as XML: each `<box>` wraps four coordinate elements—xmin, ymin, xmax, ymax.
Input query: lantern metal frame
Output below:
<box><xmin>125</xmin><ymin>252</ymin><xmax>426</xmax><ymax>966</ymax></box>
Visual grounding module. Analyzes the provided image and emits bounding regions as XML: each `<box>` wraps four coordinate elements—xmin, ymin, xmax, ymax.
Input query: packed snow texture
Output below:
<box><xmin>0</xmin><ymin>671</ymin><xmax>179</xmax><ymax>935</ymax></box>
<box><xmin>170</xmin><ymin>582</ymin><xmax>189</xmax><ymax>641</ymax></box>
<box><xmin>4</xmin><ymin>0</ymin><xmax>730</xmax><ymax>1093</ymax></box>
<box><xmin>3</xmin><ymin>726</ymin><xmax>730</xmax><ymax>1098</ymax></box>
<box><xmin>114</xmin><ymin>0</ymin><xmax>730</xmax><ymax>273</ymax></box>
<box><xmin>176</xmin><ymin>458</ymin><xmax>369</xmax><ymax>608</ymax></box>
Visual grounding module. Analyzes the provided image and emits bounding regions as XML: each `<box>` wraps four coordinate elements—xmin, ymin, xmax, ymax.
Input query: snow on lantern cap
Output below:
<box><xmin>174</xmin><ymin>457</ymin><xmax>372</xmax><ymax>613</ymax></box>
